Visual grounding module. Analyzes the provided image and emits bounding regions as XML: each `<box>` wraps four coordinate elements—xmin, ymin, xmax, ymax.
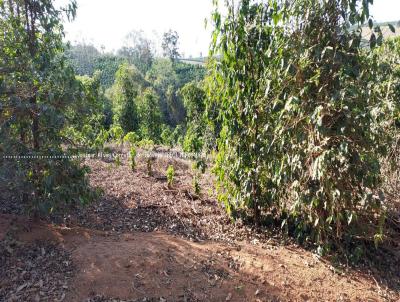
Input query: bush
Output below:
<box><xmin>208</xmin><ymin>0</ymin><xmax>391</xmax><ymax>249</ymax></box>
<box><xmin>183</xmin><ymin>124</ymin><xmax>203</xmax><ymax>153</ymax></box>
<box><xmin>109</xmin><ymin>125</ymin><xmax>124</xmax><ymax>144</ymax></box>
<box><xmin>193</xmin><ymin>174</ymin><xmax>201</xmax><ymax>195</ymax></box>
<box><xmin>138</xmin><ymin>139</ymin><xmax>155</xmax><ymax>149</ymax></box>
<box><xmin>27</xmin><ymin>160</ymin><xmax>99</xmax><ymax>215</ymax></box>
<box><xmin>166</xmin><ymin>165</ymin><xmax>175</xmax><ymax>188</ymax></box>
<box><xmin>93</xmin><ymin>129</ymin><xmax>109</xmax><ymax>152</ymax></box>
<box><xmin>160</xmin><ymin>125</ymin><xmax>174</xmax><ymax>147</ymax></box>
<box><xmin>130</xmin><ymin>147</ymin><xmax>137</xmax><ymax>171</ymax></box>
<box><xmin>124</xmin><ymin>132</ymin><xmax>139</xmax><ymax>146</ymax></box>
<box><xmin>0</xmin><ymin>0</ymin><xmax>99</xmax><ymax>216</ymax></box>
<box><xmin>172</xmin><ymin>125</ymin><xmax>184</xmax><ymax>146</ymax></box>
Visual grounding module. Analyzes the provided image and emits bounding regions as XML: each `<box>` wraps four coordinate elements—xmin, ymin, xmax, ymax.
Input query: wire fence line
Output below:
<box><xmin>1</xmin><ymin>150</ymin><xmax>209</xmax><ymax>161</ymax></box>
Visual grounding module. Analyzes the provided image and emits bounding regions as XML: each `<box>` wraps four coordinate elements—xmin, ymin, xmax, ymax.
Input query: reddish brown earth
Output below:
<box><xmin>1</xmin><ymin>150</ymin><xmax>399</xmax><ymax>301</ymax></box>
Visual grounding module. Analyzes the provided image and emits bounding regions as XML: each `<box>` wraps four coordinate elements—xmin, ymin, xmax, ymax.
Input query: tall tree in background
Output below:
<box><xmin>118</xmin><ymin>30</ymin><xmax>154</xmax><ymax>75</ymax></box>
<box><xmin>146</xmin><ymin>59</ymin><xmax>185</xmax><ymax>126</ymax></box>
<box><xmin>66</xmin><ymin>43</ymin><xmax>101</xmax><ymax>76</ymax></box>
<box><xmin>179</xmin><ymin>81</ymin><xmax>205</xmax><ymax>152</ymax></box>
<box><xmin>67</xmin><ymin>43</ymin><xmax>125</xmax><ymax>88</ymax></box>
<box><xmin>162</xmin><ymin>29</ymin><xmax>180</xmax><ymax>62</ymax></box>
<box><xmin>110</xmin><ymin>63</ymin><xmax>146</xmax><ymax>133</ymax></box>
<box><xmin>137</xmin><ymin>88</ymin><xmax>162</xmax><ymax>140</ymax></box>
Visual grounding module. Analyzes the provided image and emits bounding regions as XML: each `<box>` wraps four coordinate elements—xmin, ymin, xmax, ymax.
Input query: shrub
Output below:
<box><xmin>208</xmin><ymin>0</ymin><xmax>390</xmax><ymax>249</ymax></box>
<box><xmin>124</xmin><ymin>132</ymin><xmax>139</xmax><ymax>146</ymax></box>
<box><xmin>183</xmin><ymin>124</ymin><xmax>203</xmax><ymax>153</ymax></box>
<box><xmin>166</xmin><ymin>165</ymin><xmax>175</xmax><ymax>188</ymax></box>
<box><xmin>137</xmin><ymin>88</ymin><xmax>162</xmax><ymax>141</ymax></box>
<box><xmin>130</xmin><ymin>147</ymin><xmax>137</xmax><ymax>171</ymax></box>
<box><xmin>0</xmin><ymin>0</ymin><xmax>99</xmax><ymax>215</ymax></box>
<box><xmin>193</xmin><ymin>174</ymin><xmax>201</xmax><ymax>195</ymax></box>
<box><xmin>138</xmin><ymin>139</ymin><xmax>155</xmax><ymax>149</ymax></box>
<box><xmin>27</xmin><ymin>160</ymin><xmax>99</xmax><ymax>215</ymax></box>
<box><xmin>94</xmin><ymin>129</ymin><xmax>109</xmax><ymax>152</ymax></box>
<box><xmin>146</xmin><ymin>157</ymin><xmax>155</xmax><ymax>176</ymax></box>
<box><xmin>109</xmin><ymin>125</ymin><xmax>124</xmax><ymax>144</ymax></box>
<box><xmin>160</xmin><ymin>125</ymin><xmax>174</xmax><ymax>147</ymax></box>
<box><xmin>110</xmin><ymin>63</ymin><xmax>142</xmax><ymax>133</ymax></box>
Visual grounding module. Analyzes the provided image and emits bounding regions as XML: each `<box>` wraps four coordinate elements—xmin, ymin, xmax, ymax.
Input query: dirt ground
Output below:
<box><xmin>1</xmin><ymin>150</ymin><xmax>399</xmax><ymax>301</ymax></box>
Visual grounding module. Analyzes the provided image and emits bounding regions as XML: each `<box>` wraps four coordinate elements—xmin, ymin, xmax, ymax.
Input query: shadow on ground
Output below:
<box><xmin>0</xmin><ymin>152</ymin><xmax>399</xmax><ymax>301</ymax></box>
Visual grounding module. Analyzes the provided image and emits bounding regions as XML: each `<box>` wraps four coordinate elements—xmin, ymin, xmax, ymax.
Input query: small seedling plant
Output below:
<box><xmin>130</xmin><ymin>146</ymin><xmax>137</xmax><ymax>171</ymax></box>
<box><xmin>147</xmin><ymin>156</ymin><xmax>155</xmax><ymax>176</ymax></box>
<box><xmin>166</xmin><ymin>165</ymin><xmax>175</xmax><ymax>188</ymax></box>
<box><xmin>193</xmin><ymin>174</ymin><xmax>201</xmax><ymax>195</ymax></box>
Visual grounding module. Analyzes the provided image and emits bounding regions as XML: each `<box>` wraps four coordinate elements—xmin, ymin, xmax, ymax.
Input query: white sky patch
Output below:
<box><xmin>370</xmin><ymin>0</ymin><xmax>400</xmax><ymax>22</ymax></box>
<box><xmin>55</xmin><ymin>0</ymin><xmax>400</xmax><ymax>57</ymax></box>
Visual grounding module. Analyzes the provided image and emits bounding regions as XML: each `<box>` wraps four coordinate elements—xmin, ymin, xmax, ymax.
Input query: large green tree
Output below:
<box><xmin>137</xmin><ymin>88</ymin><xmax>163</xmax><ymax>141</ymax></box>
<box><xmin>63</xmin><ymin>71</ymin><xmax>111</xmax><ymax>150</ymax></box>
<box><xmin>146</xmin><ymin>58</ymin><xmax>184</xmax><ymax>125</ymax></box>
<box><xmin>0</xmin><ymin>0</ymin><xmax>96</xmax><ymax>214</ymax></box>
<box><xmin>209</xmin><ymin>0</ymin><xmax>392</xmax><ymax>249</ymax></box>
<box><xmin>110</xmin><ymin>63</ymin><xmax>147</xmax><ymax>133</ymax></box>
<box><xmin>179</xmin><ymin>81</ymin><xmax>206</xmax><ymax>152</ymax></box>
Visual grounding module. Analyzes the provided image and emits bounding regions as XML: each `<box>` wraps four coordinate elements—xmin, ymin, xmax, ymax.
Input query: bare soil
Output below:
<box><xmin>1</xmin><ymin>150</ymin><xmax>399</xmax><ymax>301</ymax></box>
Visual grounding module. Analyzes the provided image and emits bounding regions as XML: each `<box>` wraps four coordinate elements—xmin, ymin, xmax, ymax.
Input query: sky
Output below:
<box><xmin>56</xmin><ymin>0</ymin><xmax>400</xmax><ymax>58</ymax></box>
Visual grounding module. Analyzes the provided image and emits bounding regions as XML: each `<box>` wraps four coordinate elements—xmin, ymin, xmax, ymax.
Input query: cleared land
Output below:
<box><xmin>1</xmin><ymin>149</ymin><xmax>399</xmax><ymax>301</ymax></box>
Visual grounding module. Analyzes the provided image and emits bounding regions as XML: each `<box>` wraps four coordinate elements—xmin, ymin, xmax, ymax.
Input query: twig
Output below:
<box><xmin>372</xmin><ymin>276</ymin><xmax>382</xmax><ymax>295</ymax></box>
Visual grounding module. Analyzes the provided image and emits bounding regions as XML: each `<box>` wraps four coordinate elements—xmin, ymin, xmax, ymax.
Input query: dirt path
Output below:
<box><xmin>1</xmin><ymin>152</ymin><xmax>399</xmax><ymax>301</ymax></box>
<box><xmin>2</xmin><ymin>218</ymin><xmax>394</xmax><ymax>302</ymax></box>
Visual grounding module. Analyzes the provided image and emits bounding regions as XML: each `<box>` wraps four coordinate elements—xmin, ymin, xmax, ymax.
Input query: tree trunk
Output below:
<box><xmin>30</xmin><ymin>96</ymin><xmax>39</xmax><ymax>150</ymax></box>
<box><xmin>252</xmin><ymin>181</ymin><xmax>260</xmax><ymax>228</ymax></box>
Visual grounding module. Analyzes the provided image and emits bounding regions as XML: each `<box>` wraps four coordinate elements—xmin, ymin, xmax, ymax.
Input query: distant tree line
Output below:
<box><xmin>66</xmin><ymin>30</ymin><xmax>206</xmax><ymax>146</ymax></box>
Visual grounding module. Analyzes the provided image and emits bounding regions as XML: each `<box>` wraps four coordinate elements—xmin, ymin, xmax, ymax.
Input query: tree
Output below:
<box><xmin>110</xmin><ymin>63</ymin><xmax>146</xmax><ymax>133</ymax></box>
<box><xmin>63</xmin><ymin>71</ymin><xmax>109</xmax><ymax>150</ymax></box>
<box><xmin>179</xmin><ymin>81</ymin><xmax>206</xmax><ymax>152</ymax></box>
<box><xmin>145</xmin><ymin>58</ymin><xmax>205</xmax><ymax>128</ymax></box>
<box><xmin>118</xmin><ymin>30</ymin><xmax>154</xmax><ymax>74</ymax></box>
<box><xmin>137</xmin><ymin>88</ymin><xmax>163</xmax><ymax>141</ymax></box>
<box><xmin>174</xmin><ymin>62</ymin><xmax>206</xmax><ymax>87</ymax></box>
<box><xmin>66</xmin><ymin>42</ymin><xmax>101</xmax><ymax>76</ymax></box>
<box><xmin>67</xmin><ymin>45</ymin><xmax>126</xmax><ymax>88</ymax></box>
<box><xmin>180</xmin><ymin>81</ymin><xmax>205</xmax><ymax>122</ymax></box>
<box><xmin>209</xmin><ymin>0</ymin><xmax>390</xmax><ymax>250</ymax></box>
<box><xmin>0</xmin><ymin>0</ymin><xmax>96</xmax><ymax>214</ymax></box>
<box><xmin>94</xmin><ymin>54</ymin><xmax>126</xmax><ymax>87</ymax></box>
<box><xmin>162</xmin><ymin>30</ymin><xmax>180</xmax><ymax>61</ymax></box>
<box><xmin>146</xmin><ymin>58</ymin><xmax>183</xmax><ymax>125</ymax></box>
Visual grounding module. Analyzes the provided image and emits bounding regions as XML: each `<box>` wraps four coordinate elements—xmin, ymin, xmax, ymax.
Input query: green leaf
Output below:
<box><xmin>348</xmin><ymin>213</ymin><xmax>353</xmax><ymax>225</ymax></box>
<box><xmin>368</xmin><ymin>19</ymin><xmax>373</xmax><ymax>29</ymax></box>
<box><xmin>388</xmin><ymin>23</ymin><xmax>396</xmax><ymax>33</ymax></box>
<box><xmin>369</xmin><ymin>33</ymin><xmax>376</xmax><ymax>48</ymax></box>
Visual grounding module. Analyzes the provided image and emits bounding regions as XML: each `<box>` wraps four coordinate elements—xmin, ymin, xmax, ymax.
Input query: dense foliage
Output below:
<box><xmin>67</xmin><ymin>39</ymin><xmax>206</xmax><ymax>144</ymax></box>
<box><xmin>109</xmin><ymin>63</ymin><xmax>144</xmax><ymax>133</ymax></box>
<box><xmin>2</xmin><ymin>0</ymin><xmax>399</xmax><ymax>254</ymax></box>
<box><xmin>208</xmin><ymin>0</ymin><xmax>399</xmax><ymax>251</ymax></box>
<box><xmin>0</xmin><ymin>0</ymin><xmax>97</xmax><ymax>214</ymax></box>
<box><xmin>179</xmin><ymin>81</ymin><xmax>206</xmax><ymax>153</ymax></box>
